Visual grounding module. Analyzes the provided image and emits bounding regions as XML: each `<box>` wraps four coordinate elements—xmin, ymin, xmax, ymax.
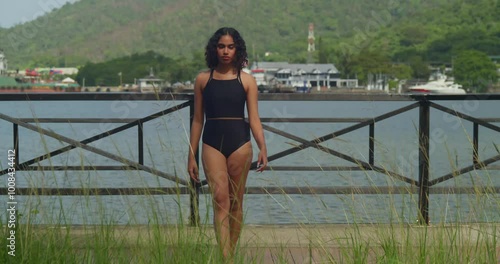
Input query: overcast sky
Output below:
<box><xmin>0</xmin><ymin>0</ymin><xmax>78</xmax><ymax>28</ymax></box>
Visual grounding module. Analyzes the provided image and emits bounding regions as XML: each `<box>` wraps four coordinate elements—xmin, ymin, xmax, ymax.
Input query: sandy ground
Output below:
<box><xmin>31</xmin><ymin>223</ymin><xmax>500</xmax><ymax>263</ymax></box>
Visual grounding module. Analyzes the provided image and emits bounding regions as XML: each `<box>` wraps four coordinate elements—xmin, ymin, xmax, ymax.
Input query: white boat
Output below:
<box><xmin>408</xmin><ymin>74</ymin><xmax>466</xmax><ymax>94</ymax></box>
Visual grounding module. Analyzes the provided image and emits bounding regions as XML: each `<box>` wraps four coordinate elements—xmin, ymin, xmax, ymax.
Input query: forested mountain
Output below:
<box><xmin>0</xmin><ymin>0</ymin><xmax>498</xmax><ymax>68</ymax></box>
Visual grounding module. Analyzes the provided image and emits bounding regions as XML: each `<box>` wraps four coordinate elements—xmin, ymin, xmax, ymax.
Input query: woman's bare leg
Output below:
<box><xmin>202</xmin><ymin>144</ymin><xmax>231</xmax><ymax>259</ymax></box>
<box><xmin>226</xmin><ymin>142</ymin><xmax>253</xmax><ymax>255</ymax></box>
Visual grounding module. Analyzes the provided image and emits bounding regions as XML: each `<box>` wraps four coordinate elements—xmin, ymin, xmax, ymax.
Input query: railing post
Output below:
<box><xmin>138</xmin><ymin>120</ymin><xmax>144</xmax><ymax>165</ymax></box>
<box><xmin>418</xmin><ymin>100</ymin><xmax>430</xmax><ymax>225</ymax></box>
<box><xmin>473</xmin><ymin>122</ymin><xmax>479</xmax><ymax>165</ymax></box>
<box><xmin>13</xmin><ymin>124</ymin><xmax>19</xmax><ymax>168</ymax></box>
<box><xmin>189</xmin><ymin>99</ymin><xmax>200</xmax><ymax>226</ymax></box>
<box><xmin>369</xmin><ymin>123</ymin><xmax>375</xmax><ymax>166</ymax></box>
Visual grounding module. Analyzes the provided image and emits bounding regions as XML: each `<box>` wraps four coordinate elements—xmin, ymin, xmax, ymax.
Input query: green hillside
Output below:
<box><xmin>0</xmin><ymin>0</ymin><xmax>499</xmax><ymax>88</ymax></box>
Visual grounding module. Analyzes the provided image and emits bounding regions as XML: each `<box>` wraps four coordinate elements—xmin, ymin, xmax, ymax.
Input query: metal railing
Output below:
<box><xmin>1</xmin><ymin>92</ymin><xmax>499</xmax><ymax>225</ymax></box>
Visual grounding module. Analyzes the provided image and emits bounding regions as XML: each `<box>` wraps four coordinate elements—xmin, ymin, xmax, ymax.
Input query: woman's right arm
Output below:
<box><xmin>187</xmin><ymin>72</ymin><xmax>207</xmax><ymax>182</ymax></box>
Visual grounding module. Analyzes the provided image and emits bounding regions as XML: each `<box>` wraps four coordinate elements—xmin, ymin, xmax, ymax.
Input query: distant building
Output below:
<box><xmin>0</xmin><ymin>49</ymin><xmax>7</xmax><ymax>75</ymax></box>
<box><xmin>135</xmin><ymin>67</ymin><xmax>170</xmax><ymax>93</ymax></box>
<box><xmin>250</xmin><ymin>61</ymin><xmax>358</xmax><ymax>91</ymax></box>
<box><xmin>34</xmin><ymin>67</ymin><xmax>79</xmax><ymax>75</ymax></box>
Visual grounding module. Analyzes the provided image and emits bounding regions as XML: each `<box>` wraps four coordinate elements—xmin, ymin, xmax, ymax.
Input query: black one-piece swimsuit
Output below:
<box><xmin>202</xmin><ymin>70</ymin><xmax>250</xmax><ymax>158</ymax></box>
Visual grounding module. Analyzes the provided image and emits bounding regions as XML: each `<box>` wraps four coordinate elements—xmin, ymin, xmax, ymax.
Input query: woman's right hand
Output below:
<box><xmin>187</xmin><ymin>159</ymin><xmax>200</xmax><ymax>183</ymax></box>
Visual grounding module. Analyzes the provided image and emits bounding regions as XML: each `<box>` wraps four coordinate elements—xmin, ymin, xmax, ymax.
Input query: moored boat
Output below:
<box><xmin>408</xmin><ymin>73</ymin><xmax>466</xmax><ymax>94</ymax></box>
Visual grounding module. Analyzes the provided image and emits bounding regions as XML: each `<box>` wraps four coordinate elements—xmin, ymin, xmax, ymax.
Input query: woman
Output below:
<box><xmin>187</xmin><ymin>27</ymin><xmax>268</xmax><ymax>259</ymax></box>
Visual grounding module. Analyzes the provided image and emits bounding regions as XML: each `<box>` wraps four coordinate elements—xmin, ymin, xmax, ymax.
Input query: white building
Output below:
<box><xmin>0</xmin><ymin>49</ymin><xmax>7</xmax><ymax>75</ymax></box>
<box><xmin>250</xmin><ymin>62</ymin><xmax>358</xmax><ymax>91</ymax></box>
<box><xmin>136</xmin><ymin>68</ymin><xmax>170</xmax><ymax>93</ymax></box>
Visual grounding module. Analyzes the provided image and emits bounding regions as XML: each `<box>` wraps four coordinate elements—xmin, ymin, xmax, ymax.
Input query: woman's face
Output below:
<box><xmin>216</xmin><ymin>34</ymin><xmax>236</xmax><ymax>65</ymax></box>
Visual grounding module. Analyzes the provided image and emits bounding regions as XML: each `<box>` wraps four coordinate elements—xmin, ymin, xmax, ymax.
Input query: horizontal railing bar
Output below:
<box><xmin>17</xmin><ymin>164</ymin><xmax>500</xmax><ymax>175</ymax></box>
<box><xmin>18</xmin><ymin>165</ymin><xmax>386</xmax><ymax>172</ymax></box>
<box><xmin>259</xmin><ymin>117</ymin><xmax>370</xmax><ymax>123</ymax></box>
<box><xmin>246</xmin><ymin>186</ymin><xmax>500</xmax><ymax>194</ymax></box>
<box><xmin>15</xmin><ymin>165</ymin><xmax>499</xmax><ymax>188</ymax></box>
<box><xmin>19</xmin><ymin>118</ymin><xmax>140</xmax><ymax>123</ymax></box>
<box><xmin>18</xmin><ymin>117</ymin><xmax>372</xmax><ymax>124</ymax></box>
<box><xmin>2</xmin><ymin>93</ymin><xmax>500</xmax><ymax>102</ymax></box>
<box><xmin>2</xmin><ymin>186</ymin><xmax>498</xmax><ymax>196</ymax></box>
<box><xmin>21</xmin><ymin>166</ymin><xmax>138</xmax><ymax>171</ymax></box>
<box><xmin>20</xmin><ymin>164</ymin><xmax>500</xmax><ymax>184</ymax></box>
<box><xmin>269</xmin><ymin>166</ymin><xmax>366</xmax><ymax>171</ymax></box>
<box><xmin>257</xmin><ymin>93</ymin><xmax>500</xmax><ymax>101</ymax></box>
<box><xmin>0</xmin><ymin>93</ymin><xmax>194</xmax><ymax>101</ymax></box>
<box><xmin>0</xmin><ymin>188</ymin><xmax>193</xmax><ymax>195</ymax></box>
<box><xmin>481</xmin><ymin>118</ymin><xmax>500</xmax><ymax>122</ymax></box>
<box><xmin>259</xmin><ymin>93</ymin><xmax>414</xmax><ymax>101</ymax></box>
<box><xmin>15</xmin><ymin>117</ymin><xmax>500</xmax><ymax>124</ymax></box>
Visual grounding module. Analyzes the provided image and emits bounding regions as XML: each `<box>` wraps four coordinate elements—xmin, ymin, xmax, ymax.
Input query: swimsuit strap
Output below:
<box><xmin>204</xmin><ymin>69</ymin><xmax>214</xmax><ymax>88</ymax></box>
<box><xmin>209</xmin><ymin>69</ymin><xmax>214</xmax><ymax>81</ymax></box>
<box><xmin>237</xmin><ymin>70</ymin><xmax>242</xmax><ymax>84</ymax></box>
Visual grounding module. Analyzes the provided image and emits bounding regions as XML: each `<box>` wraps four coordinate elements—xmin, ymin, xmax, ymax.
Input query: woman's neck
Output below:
<box><xmin>215</xmin><ymin>65</ymin><xmax>238</xmax><ymax>77</ymax></box>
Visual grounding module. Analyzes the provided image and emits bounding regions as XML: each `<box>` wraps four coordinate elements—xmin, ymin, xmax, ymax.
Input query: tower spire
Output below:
<box><xmin>307</xmin><ymin>23</ymin><xmax>315</xmax><ymax>63</ymax></box>
<box><xmin>307</xmin><ymin>23</ymin><xmax>315</xmax><ymax>52</ymax></box>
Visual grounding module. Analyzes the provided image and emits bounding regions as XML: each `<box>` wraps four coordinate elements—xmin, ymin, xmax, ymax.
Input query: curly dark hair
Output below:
<box><xmin>205</xmin><ymin>27</ymin><xmax>248</xmax><ymax>70</ymax></box>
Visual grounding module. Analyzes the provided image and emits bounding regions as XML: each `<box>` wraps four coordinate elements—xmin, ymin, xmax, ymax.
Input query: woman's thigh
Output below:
<box><xmin>226</xmin><ymin>142</ymin><xmax>252</xmax><ymax>196</ymax></box>
<box><xmin>202</xmin><ymin>143</ymin><xmax>229</xmax><ymax>197</ymax></box>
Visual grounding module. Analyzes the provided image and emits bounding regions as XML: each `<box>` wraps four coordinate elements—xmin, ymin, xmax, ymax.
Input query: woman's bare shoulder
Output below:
<box><xmin>195</xmin><ymin>70</ymin><xmax>211</xmax><ymax>84</ymax></box>
<box><xmin>240</xmin><ymin>71</ymin><xmax>256</xmax><ymax>85</ymax></box>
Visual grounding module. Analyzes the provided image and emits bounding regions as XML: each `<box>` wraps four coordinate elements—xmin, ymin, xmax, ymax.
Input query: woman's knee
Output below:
<box><xmin>210</xmin><ymin>181</ymin><xmax>230</xmax><ymax>208</ymax></box>
<box><xmin>229</xmin><ymin>194</ymin><xmax>244</xmax><ymax>210</ymax></box>
<box><xmin>213</xmin><ymin>190</ymin><xmax>230</xmax><ymax>205</ymax></box>
<box><xmin>210</xmin><ymin>185</ymin><xmax>229</xmax><ymax>204</ymax></box>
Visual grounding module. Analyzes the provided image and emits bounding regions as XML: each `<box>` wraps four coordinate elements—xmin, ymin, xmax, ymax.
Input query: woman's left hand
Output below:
<box><xmin>256</xmin><ymin>151</ymin><xmax>268</xmax><ymax>172</ymax></box>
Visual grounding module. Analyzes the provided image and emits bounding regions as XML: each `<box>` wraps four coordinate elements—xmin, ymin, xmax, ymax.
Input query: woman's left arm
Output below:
<box><xmin>244</xmin><ymin>73</ymin><xmax>268</xmax><ymax>172</ymax></box>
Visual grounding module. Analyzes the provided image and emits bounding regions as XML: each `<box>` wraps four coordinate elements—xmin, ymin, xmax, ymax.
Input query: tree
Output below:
<box><xmin>389</xmin><ymin>64</ymin><xmax>413</xmax><ymax>80</ymax></box>
<box><xmin>408</xmin><ymin>56</ymin><xmax>430</xmax><ymax>80</ymax></box>
<box><xmin>399</xmin><ymin>25</ymin><xmax>428</xmax><ymax>47</ymax></box>
<box><xmin>317</xmin><ymin>37</ymin><xmax>332</xmax><ymax>63</ymax></box>
<box><xmin>350</xmin><ymin>49</ymin><xmax>392</xmax><ymax>85</ymax></box>
<box><xmin>333</xmin><ymin>49</ymin><xmax>356</xmax><ymax>79</ymax></box>
<box><xmin>453</xmin><ymin>50</ymin><xmax>498</xmax><ymax>92</ymax></box>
